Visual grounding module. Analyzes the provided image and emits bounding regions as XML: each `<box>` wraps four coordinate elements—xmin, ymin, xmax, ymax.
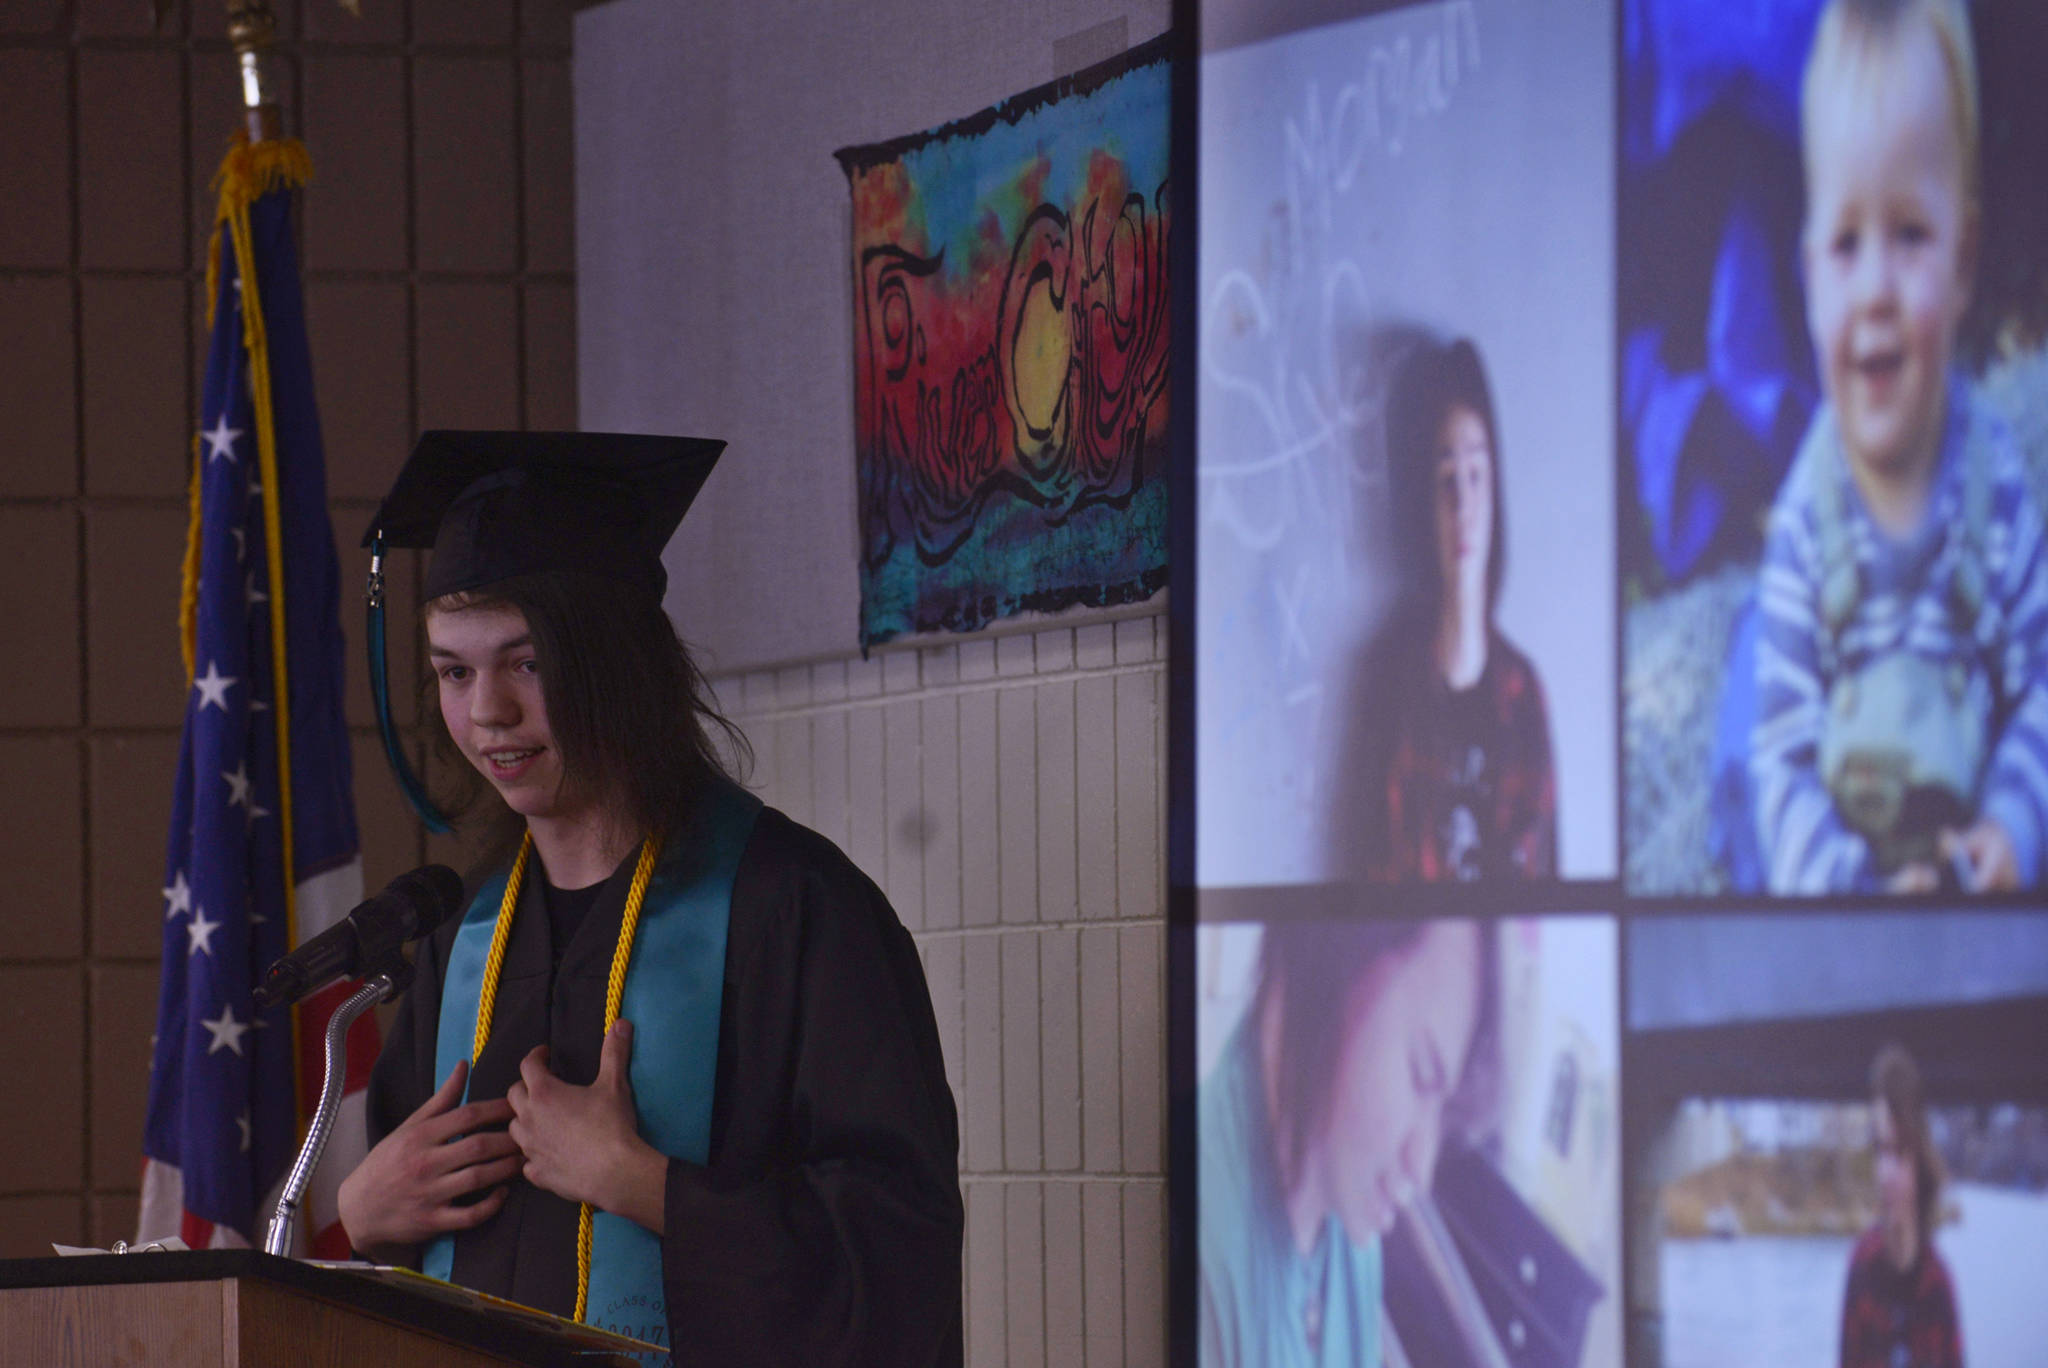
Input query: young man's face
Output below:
<box><xmin>427</xmin><ymin>602</ymin><xmax>580</xmax><ymax>826</ymax></box>
<box><xmin>1432</xmin><ymin>404</ymin><xmax>1494</xmax><ymax>617</ymax></box>
<box><xmin>1802</xmin><ymin>19</ymin><xmax>1975</xmax><ymax>483</ymax></box>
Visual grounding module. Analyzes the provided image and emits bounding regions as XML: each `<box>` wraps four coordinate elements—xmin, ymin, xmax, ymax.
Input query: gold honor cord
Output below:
<box><xmin>469</xmin><ymin>830</ymin><xmax>666</xmax><ymax>1324</ymax></box>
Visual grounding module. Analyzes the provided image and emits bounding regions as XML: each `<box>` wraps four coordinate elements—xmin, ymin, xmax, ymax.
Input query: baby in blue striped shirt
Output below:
<box><xmin>1752</xmin><ymin>0</ymin><xmax>2048</xmax><ymax>893</ymax></box>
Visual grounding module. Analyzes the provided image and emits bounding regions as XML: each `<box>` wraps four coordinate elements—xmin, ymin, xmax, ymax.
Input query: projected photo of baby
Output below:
<box><xmin>1621</xmin><ymin>0</ymin><xmax>2048</xmax><ymax>896</ymax></box>
<box><xmin>1625</xmin><ymin>911</ymin><xmax>2048</xmax><ymax>1366</ymax></box>
<box><xmin>1196</xmin><ymin>912</ymin><xmax>1621</xmax><ymax>1368</ymax></box>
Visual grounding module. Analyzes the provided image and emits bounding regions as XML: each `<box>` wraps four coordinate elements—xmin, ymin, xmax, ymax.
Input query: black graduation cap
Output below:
<box><xmin>360</xmin><ymin>430</ymin><xmax>726</xmax><ymax>831</ymax></box>
<box><xmin>364</xmin><ymin>429</ymin><xmax>726</xmax><ymax>602</ymax></box>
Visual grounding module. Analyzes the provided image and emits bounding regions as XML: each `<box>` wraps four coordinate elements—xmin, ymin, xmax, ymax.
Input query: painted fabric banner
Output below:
<box><xmin>836</xmin><ymin>36</ymin><xmax>1171</xmax><ymax>649</ymax></box>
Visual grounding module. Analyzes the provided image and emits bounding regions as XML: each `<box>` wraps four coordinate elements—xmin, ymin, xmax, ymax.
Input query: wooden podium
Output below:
<box><xmin>0</xmin><ymin>1249</ymin><xmax>652</xmax><ymax>1367</ymax></box>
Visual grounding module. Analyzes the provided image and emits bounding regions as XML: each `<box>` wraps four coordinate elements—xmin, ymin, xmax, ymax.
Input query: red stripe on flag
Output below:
<box><xmin>308</xmin><ymin>1218</ymin><xmax>353</xmax><ymax>1261</ymax></box>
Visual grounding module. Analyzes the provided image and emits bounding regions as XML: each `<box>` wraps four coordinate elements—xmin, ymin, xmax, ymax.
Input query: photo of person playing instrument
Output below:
<box><xmin>1751</xmin><ymin>0</ymin><xmax>2048</xmax><ymax>894</ymax></box>
<box><xmin>334</xmin><ymin>431</ymin><xmax>963</xmax><ymax>1365</ymax></box>
<box><xmin>1199</xmin><ymin>916</ymin><xmax>1502</xmax><ymax>1367</ymax></box>
<box><xmin>1197</xmin><ymin>911</ymin><xmax>1622</xmax><ymax>1368</ymax></box>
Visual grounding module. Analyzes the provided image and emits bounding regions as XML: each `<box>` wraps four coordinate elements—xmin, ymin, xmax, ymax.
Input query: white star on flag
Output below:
<box><xmin>223</xmin><ymin>763</ymin><xmax>254</xmax><ymax>809</ymax></box>
<box><xmin>230</xmin><ymin>527</ymin><xmax>246</xmax><ymax>564</ymax></box>
<box><xmin>201</xmin><ymin>415</ymin><xmax>243</xmax><ymax>464</ymax></box>
<box><xmin>200</xmin><ymin>1004</ymin><xmax>249</xmax><ymax>1056</ymax></box>
<box><xmin>244</xmin><ymin>572</ymin><xmax>267</xmax><ymax>608</ymax></box>
<box><xmin>162</xmin><ymin>870</ymin><xmax>192</xmax><ymax>920</ymax></box>
<box><xmin>193</xmin><ymin>661</ymin><xmax>237</xmax><ymax>711</ymax></box>
<box><xmin>185</xmin><ymin>907</ymin><xmax>221</xmax><ymax>957</ymax></box>
<box><xmin>235</xmin><ymin>1111</ymin><xmax>252</xmax><ymax>1154</ymax></box>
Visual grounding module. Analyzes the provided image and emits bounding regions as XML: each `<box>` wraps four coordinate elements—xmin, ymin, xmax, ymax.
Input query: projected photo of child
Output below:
<box><xmin>1196</xmin><ymin>913</ymin><xmax>1621</xmax><ymax>1368</ymax></box>
<box><xmin>1621</xmin><ymin>0</ymin><xmax>2048</xmax><ymax>896</ymax></box>
<box><xmin>1625</xmin><ymin>911</ymin><xmax>2048</xmax><ymax>1366</ymax></box>
<box><xmin>1334</xmin><ymin>338</ymin><xmax>1558</xmax><ymax>884</ymax></box>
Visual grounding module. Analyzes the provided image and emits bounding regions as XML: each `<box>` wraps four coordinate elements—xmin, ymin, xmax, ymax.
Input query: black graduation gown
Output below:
<box><xmin>364</xmin><ymin>806</ymin><xmax>966</xmax><ymax>1367</ymax></box>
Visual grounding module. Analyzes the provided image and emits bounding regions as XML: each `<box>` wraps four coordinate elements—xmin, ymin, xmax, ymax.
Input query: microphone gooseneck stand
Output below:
<box><xmin>263</xmin><ymin>962</ymin><xmax>413</xmax><ymax>1258</ymax></box>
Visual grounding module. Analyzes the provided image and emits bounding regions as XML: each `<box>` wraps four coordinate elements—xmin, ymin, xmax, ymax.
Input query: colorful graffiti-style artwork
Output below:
<box><xmin>836</xmin><ymin>37</ymin><xmax>1171</xmax><ymax>648</ymax></box>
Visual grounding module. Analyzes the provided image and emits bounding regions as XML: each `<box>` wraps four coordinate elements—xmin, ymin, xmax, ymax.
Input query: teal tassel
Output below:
<box><xmin>368</xmin><ymin>536</ymin><xmax>452</xmax><ymax>834</ymax></box>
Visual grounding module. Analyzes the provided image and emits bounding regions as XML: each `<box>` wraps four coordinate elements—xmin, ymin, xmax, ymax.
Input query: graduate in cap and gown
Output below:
<box><xmin>336</xmin><ymin>431</ymin><xmax>964</xmax><ymax>1366</ymax></box>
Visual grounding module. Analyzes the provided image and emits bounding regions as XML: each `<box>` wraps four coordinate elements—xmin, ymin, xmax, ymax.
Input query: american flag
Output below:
<box><xmin>139</xmin><ymin>139</ymin><xmax>375</xmax><ymax>1257</ymax></box>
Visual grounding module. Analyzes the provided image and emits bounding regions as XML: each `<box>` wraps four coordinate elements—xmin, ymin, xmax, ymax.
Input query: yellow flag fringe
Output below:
<box><xmin>180</xmin><ymin>436</ymin><xmax>202</xmax><ymax>683</ymax></box>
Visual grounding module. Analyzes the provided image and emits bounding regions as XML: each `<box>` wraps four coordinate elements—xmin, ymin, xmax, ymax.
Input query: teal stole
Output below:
<box><xmin>425</xmin><ymin>780</ymin><xmax>762</xmax><ymax>1349</ymax></box>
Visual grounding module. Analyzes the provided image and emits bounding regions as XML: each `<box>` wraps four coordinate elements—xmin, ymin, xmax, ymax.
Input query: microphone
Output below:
<box><xmin>253</xmin><ymin>864</ymin><xmax>464</xmax><ymax>1010</ymax></box>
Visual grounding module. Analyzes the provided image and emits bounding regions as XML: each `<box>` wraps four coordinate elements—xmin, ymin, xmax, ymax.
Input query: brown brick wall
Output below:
<box><xmin>0</xmin><ymin>0</ymin><xmax>575</xmax><ymax>1255</ymax></box>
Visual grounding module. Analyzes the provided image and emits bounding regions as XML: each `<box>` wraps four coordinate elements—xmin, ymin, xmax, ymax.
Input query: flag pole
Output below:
<box><xmin>221</xmin><ymin>0</ymin><xmax>310</xmax><ymax>1244</ymax></box>
<box><xmin>225</xmin><ymin>0</ymin><xmax>281</xmax><ymax>143</ymax></box>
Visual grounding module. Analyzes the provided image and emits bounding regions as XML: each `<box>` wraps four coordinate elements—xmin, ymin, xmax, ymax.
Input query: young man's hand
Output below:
<box><xmin>338</xmin><ymin>1059</ymin><xmax>523</xmax><ymax>1259</ymax></box>
<box><xmin>506</xmin><ymin>1020</ymin><xmax>669</xmax><ymax>1235</ymax></box>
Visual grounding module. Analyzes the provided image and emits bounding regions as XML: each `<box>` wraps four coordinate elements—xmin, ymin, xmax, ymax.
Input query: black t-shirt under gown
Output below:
<box><xmin>363</xmin><ymin>806</ymin><xmax>965</xmax><ymax>1367</ymax></box>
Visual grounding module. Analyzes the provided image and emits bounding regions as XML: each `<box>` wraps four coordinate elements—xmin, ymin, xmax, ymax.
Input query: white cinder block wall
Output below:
<box><xmin>708</xmin><ymin>610</ymin><xmax>1169</xmax><ymax>1368</ymax></box>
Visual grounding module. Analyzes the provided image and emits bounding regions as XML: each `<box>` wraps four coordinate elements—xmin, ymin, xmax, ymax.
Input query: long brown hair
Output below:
<box><xmin>1872</xmin><ymin>1041</ymin><xmax>1944</xmax><ymax>1241</ymax></box>
<box><xmin>424</xmin><ymin>570</ymin><xmax>751</xmax><ymax>870</ymax></box>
